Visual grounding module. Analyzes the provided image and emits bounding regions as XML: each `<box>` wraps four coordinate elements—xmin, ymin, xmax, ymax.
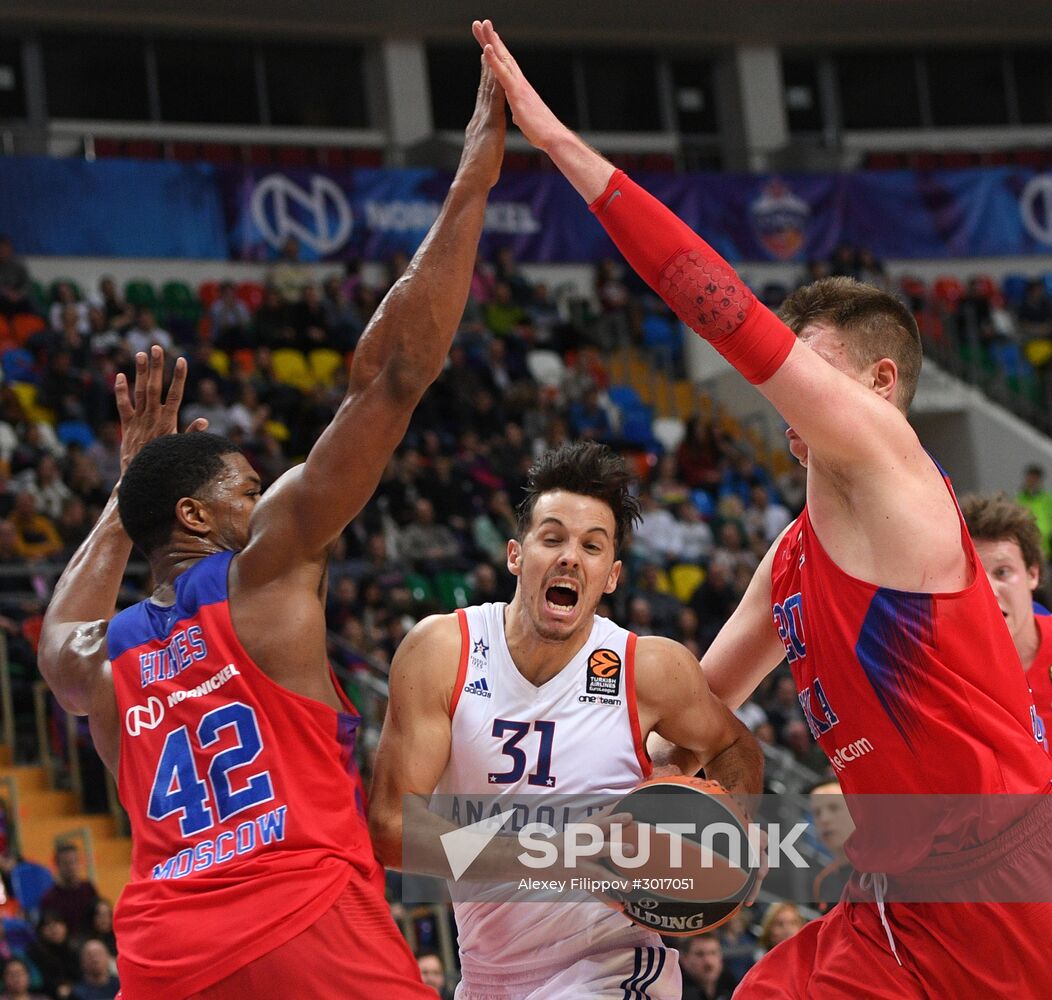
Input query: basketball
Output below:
<box><xmin>601</xmin><ymin>776</ymin><xmax>757</xmax><ymax>937</ymax></box>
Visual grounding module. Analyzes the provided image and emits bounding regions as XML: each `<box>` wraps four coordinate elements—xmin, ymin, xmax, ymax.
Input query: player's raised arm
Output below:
<box><xmin>635</xmin><ymin>636</ymin><xmax>764</xmax><ymax>800</ymax></box>
<box><xmin>472</xmin><ymin>19</ymin><xmax>916</xmax><ymax>477</ymax></box>
<box><xmin>237</xmin><ymin>60</ymin><xmax>505</xmax><ymax>581</ymax></box>
<box><xmin>39</xmin><ymin>348</ymin><xmax>206</xmax><ymax>723</ymax></box>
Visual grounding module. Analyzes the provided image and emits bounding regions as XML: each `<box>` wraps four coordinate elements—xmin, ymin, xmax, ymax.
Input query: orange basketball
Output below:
<box><xmin>601</xmin><ymin>775</ymin><xmax>756</xmax><ymax>936</ymax></box>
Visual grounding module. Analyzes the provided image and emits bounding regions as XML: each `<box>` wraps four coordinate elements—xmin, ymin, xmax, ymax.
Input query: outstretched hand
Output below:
<box><xmin>459</xmin><ymin>52</ymin><xmax>507</xmax><ymax>190</ymax></box>
<box><xmin>115</xmin><ymin>346</ymin><xmax>208</xmax><ymax>475</ymax></box>
<box><xmin>472</xmin><ymin>19</ymin><xmax>566</xmax><ymax>153</ymax></box>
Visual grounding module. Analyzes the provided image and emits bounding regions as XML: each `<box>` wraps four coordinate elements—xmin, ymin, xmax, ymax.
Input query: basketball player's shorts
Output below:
<box><xmin>736</xmin><ymin>796</ymin><xmax>1052</xmax><ymax>999</ymax></box>
<box><xmin>117</xmin><ymin>876</ymin><xmax>434</xmax><ymax>1000</ymax></box>
<box><xmin>454</xmin><ymin>943</ymin><xmax>681</xmax><ymax>1000</ymax></box>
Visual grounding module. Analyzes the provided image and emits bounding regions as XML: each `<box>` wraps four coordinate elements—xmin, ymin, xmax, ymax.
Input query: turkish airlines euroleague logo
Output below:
<box><xmin>586</xmin><ymin>649</ymin><xmax>622</xmax><ymax>697</ymax></box>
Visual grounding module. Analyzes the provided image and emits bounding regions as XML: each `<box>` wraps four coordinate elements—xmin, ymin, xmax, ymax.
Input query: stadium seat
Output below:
<box><xmin>208</xmin><ymin>350</ymin><xmax>231</xmax><ymax>377</ymax></box>
<box><xmin>10</xmin><ymin>383</ymin><xmax>54</xmax><ymax>423</ymax></box>
<box><xmin>932</xmin><ymin>276</ymin><xmax>964</xmax><ymax>313</ymax></box>
<box><xmin>308</xmin><ymin>348</ymin><xmax>344</xmax><ymax>387</ymax></box>
<box><xmin>1024</xmin><ymin>339</ymin><xmax>1052</xmax><ymax>369</ymax></box>
<box><xmin>970</xmin><ymin>275</ymin><xmax>999</xmax><ymax>301</ymax></box>
<box><xmin>607</xmin><ymin>385</ymin><xmax>644</xmax><ymax>412</ymax></box>
<box><xmin>434</xmin><ymin>572</ymin><xmax>471</xmax><ymax>611</ymax></box>
<box><xmin>669</xmin><ymin>563</ymin><xmax>706</xmax><ymax>604</ymax></box>
<box><xmin>232</xmin><ymin>348</ymin><xmax>257</xmax><ymax>374</ymax></box>
<box><xmin>690</xmin><ymin>489</ymin><xmax>715</xmax><ymax>519</ymax></box>
<box><xmin>1001</xmin><ymin>274</ymin><xmax>1030</xmax><ymax>307</ymax></box>
<box><xmin>404</xmin><ymin>573</ymin><xmax>435</xmax><ymax>604</ymax></box>
<box><xmin>11</xmin><ymin>314</ymin><xmax>45</xmax><ymax>346</ymax></box>
<box><xmin>161</xmin><ymin>281</ymin><xmax>202</xmax><ymax>324</ymax></box>
<box><xmin>525</xmin><ymin>349</ymin><xmax>566</xmax><ymax>389</ymax></box>
<box><xmin>271</xmin><ymin>348</ymin><xmax>313</xmax><ymax>390</ymax></box>
<box><xmin>236</xmin><ymin>282</ymin><xmax>265</xmax><ymax>313</ymax></box>
<box><xmin>2</xmin><ymin>347</ymin><xmax>35</xmax><ymax>383</ymax></box>
<box><xmin>198</xmin><ymin>280</ymin><xmax>222</xmax><ymax>308</ymax></box>
<box><xmin>652</xmin><ymin>417</ymin><xmax>686</xmax><ymax>453</ymax></box>
<box><xmin>124</xmin><ymin>279</ymin><xmax>158</xmax><ymax>310</ymax></box>
<box><xmin>57</xmin><ymin>420</ymin><xmax>95</xmax><ymax>448</ymax></box>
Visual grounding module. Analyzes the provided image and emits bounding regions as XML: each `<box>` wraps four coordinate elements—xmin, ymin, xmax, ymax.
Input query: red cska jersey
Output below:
<box><xmin>107</xmin><ymin>550</ymin><xmax>382</xmax><ymax>998</ymax></box>
<box><xmin>770</xmin><ymin>471</ymin><xmax>1052</xmax><ymax>866</ymax></box>
<box><xmin>1026</xmin><ymin>613</ymin><xmax>1052</xmax><ymax>743</ymax></box>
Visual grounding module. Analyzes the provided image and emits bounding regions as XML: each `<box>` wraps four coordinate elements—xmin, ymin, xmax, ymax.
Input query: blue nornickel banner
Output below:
<box><xmin>5</xmin><ymin>155</ymin><xmax>1052</xmax><ymax>263</ymax></box>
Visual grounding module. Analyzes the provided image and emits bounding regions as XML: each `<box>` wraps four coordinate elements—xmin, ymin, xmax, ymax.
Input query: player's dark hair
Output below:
<box><xmin>780</xmin><ymin>276</ymin><xmax>922</xmax><ymax>413</ymax></box>
<box><xmin>959</xmin><ymin>492</ymin><xmax>1044</xmax><ymax>581</ymax></box>
<box><xmin>516</xmin><ymin>442</ymin><xmax>641</xmax><ymax>551</ymax></box>
<box><xmin>118</xmin><ymin>433</ymin><xmax>241</xmax><ymax>557</ymax></box>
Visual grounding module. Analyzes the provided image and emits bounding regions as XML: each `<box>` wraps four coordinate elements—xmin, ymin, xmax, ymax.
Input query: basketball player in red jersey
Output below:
<box><xmin>474</xmin><ymin>19</ymin><xmax>1052</xmax><ymax>998</ymax></box>
<box><xmin>961</xmin><ymin>493</ymin><xmax>1052</xmax><ymax>739</ymax></box>
<box><xmin>38</xmin><ymin>61</ymin><xmax>506</xmax><ymax>1000</ymax></box>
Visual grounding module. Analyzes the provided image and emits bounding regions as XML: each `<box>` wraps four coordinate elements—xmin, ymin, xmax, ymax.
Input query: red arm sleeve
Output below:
<box><xmin>589</xmin><ymin>170</ymin><xmax>795</xmax><ymax>385</ymax></box>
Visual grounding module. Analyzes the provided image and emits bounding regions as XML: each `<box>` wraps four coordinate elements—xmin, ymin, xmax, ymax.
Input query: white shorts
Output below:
<box><xmin>454</xmin><ymin>944</ymin><xmax>681</xmax><ymax>1000</ymax></box>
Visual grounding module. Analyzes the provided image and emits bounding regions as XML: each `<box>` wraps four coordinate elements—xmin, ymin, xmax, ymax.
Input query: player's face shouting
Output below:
<box><xmin>508</xmin><ymin>490</ymin><xmax>621</xmax><ymax>641</ymax></box>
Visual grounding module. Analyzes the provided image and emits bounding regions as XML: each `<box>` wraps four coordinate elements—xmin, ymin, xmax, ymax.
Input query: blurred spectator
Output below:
<box><xmin>207</xmin><ymin>281</ymin><xmax>252</xmax><ymax>352</ymax></box>
<box><xmin>776</xmin><ymin>463</ymin><xmax>806</xmax><ymax>516</ymax></box>
<box><xmin>625</xmin><ymin>595</ymin><xmax>657</xmax><ymax>636</ymax></box>
<box><xmin>593</xmin><ymin>257</ymin><xmax>633</xmax><ymax>349</ymax></box>
<box><xmin>181</xmin><ymin>379</ymin><xmax>234</xmax><ymax>437</ymax></box>
<box><xmin>321</xmin><ymin>274</ymin><xmax>363</xmax><ymax>349</ymax></box>
<box><xmin>88</xmin><ymin>278</ymin><xmax>134</xmax><ymax>335</ymax></box>
<box><xmin>469</xmin><ymin>254</ymin><xmax>496</xmax><ymax>305</ymax></box>
<box><xmin>124</xmin><ymin>308</ymin><xmax>173</xmax><ymax>357</ymax></box>
<box><xmin>680</xmin><ymin>933</ymin><xmax>736</xmax><ymax>1000</ymax></box>
<box><xmin>568</xmin><ymin>387</ymin><xmax>612</xmax><ymax>443</ymax></box>
<box><xmin>757</xmin><ymin>902</ymin><xmax>806</xmax><ymax>956</ymax></box>
<box><xmin>690</xmin><ymin>559</ymin><xmax>740</xmax><ymax>648</ymax></box>
<box><xmin>397</xmin><ymin>499</ymin><xmax>461</xmax><ymax>574</ymax></box>
<box><xmin>634</xmin><ymin>563</ymin><xmax>682</xmax><ymax>633</ymax></box>
<box><xmin>85</xmin><ymin>425</ymin><xmax>121</xmax><ymax>493</ymax></box>
<box><xmin>38</xmin><ymin>846</ymin><xmax>98</xmax><ymax>943</ymax></box>
<box><xmin>526</xmin><ymin>282</ymin><xmax>562</xmax><ymax>348</ymax></box>
<box><xmin>48</xmin><ymin>285</ymin><xmax>89</xmax><ymax>337</ymax></box>
<box><xmin>676</xmin><ymin>418</ymin><xmax>727</xmax><ymax>493</ymax></box>
<box><xmin>718</xmin><ymin>909</ymin><xmax>758</xmax><ymax>985</ymax></box>
<box><xmin>674</xmin><ymin>502</ymin><xmax>714</xmax><ymax>563</ymax></box>
<box><xmin>651</xmin><ymin>455</ymin><xmax>690</xmax><ymax>508</ymax></box>
<box><xmin>483</xmin><ymin>282</ymin><xmax>528</xmax><ymax>339</ymax></box>
<box><xmin>56</xmin><ymin>497</ymin><xmax>91</xmax><ymax>557</ymax></box>
<box><xmin>0</xmin><ymin>239</ymin><xmax>33</xmax><ymax>319</ymax></box>
<box><xmin>810</xmin><ymin>779</ymin><xmax>855</xmax><ymax>914</ymax></box>
<box><xmin>1017</xmin><ymin>464</ymin><xmax>1052</xmax><ymax>560</ymax></box>
<box><xmin>68</xmin><ymin>940</ymin><xmax>117</xmax><ymax>1000</ymax></box>
<box><xmin>744</xmin><ymin>485</ymin><xmax>792</xmax><ymax>545</ymax></box>
<box><xmin>855</xmin><ymin>249</ymin><xmax>888</xmax><ymax>291</ymax></box>
<box><xmin>762</xmin><ymin>674</ymin><xmax>802</xmax><ymax>738</ymax></box>
<box><xmin>782</xmin><ymin>719</ymin><xmax>829</xmax><ymax>775</ymax></box>
<box><xmin>711</xmin><ymin>521</ymin><xmax>758</xmax><ymax>577</ymax></box>
<box><xmin>472</xmin><ymin>491</ymin><xmax>518</xmax><ymax>566</ymax></box>
<box><xmin>469</xmin><ymin>562</ymin><xmax>514</xmax><ymax>605</ymax></box>
<box><xmin>10</xmin><ymin>493</ymin><xmax>63</xmax><ymax>561</ymax></box>
<box><xmin>19</xmin><ymin>456</ymin><xmax>72</xmax><ymax>522</ymax></box>
<box><xmin>25</xmin><ymin>913</ymin><xmax>79</xmax><ymax>999</ymax></box>
<box><xmin>1016</xmin><ymin>280</ymin><xmax>1052</xmax><ymax>342</ymax></box>
<box><xmin>292</xmin><ymin>284</ymin><xmax>332</xmax><ymax>350</ymax></box>
<box><xmin>88</xmin><ymin>901</ymin><xmax>116</xmax><ymax>959</ymax></box>
<box><xmin>268</xmin><ymin>236</ymin><xmax>311</xmax><ymax>303</ymax></box>
<box><xmin>828</xmin><ymin>244</ymin><xmax>858</xmax><ymax>279</ymax></box>
<box><xmin>253</xmin><ymin>286</ymin><xmax>290</xmax><ymax>348</ymax></box>
<box><xmin>0</xmin><ymin>958</ymin><xmax>47</xmax><ymax>1000</ymax></box>
<box><xmin>493</xmin><ymin>247</ymin><xmax>533</xmax><ymax>307</ymax></box>
<box><xmin>631</xmin><ymin>490</ymin><xmax>681</xmax><ymax>565</ymax></box>
<box><xmin>415</xmin><ymin>949</ymin><xmax>453</xmax><ymax>999</ymax></box>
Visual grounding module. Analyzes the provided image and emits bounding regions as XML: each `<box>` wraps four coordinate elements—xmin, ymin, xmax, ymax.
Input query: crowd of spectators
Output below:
<box><xmin>0</xmin><ymin>842</ymin><xmax>118</xmax><ymax>1000</ymax></box>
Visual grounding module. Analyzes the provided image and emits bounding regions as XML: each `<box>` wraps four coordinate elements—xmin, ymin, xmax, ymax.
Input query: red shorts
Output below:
<box><xmin>738</xmin><ymin>800</ymin><xmax>1052</xmax><ymax>999</ymax></box>
<box><xmin>118</xmin><ymin>877</ymin><xmax>435</xmax><ymax>1000</ymax></box>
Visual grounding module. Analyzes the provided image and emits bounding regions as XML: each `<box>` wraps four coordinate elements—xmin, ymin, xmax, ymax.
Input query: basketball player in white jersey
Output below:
<box><xmin>370</xmin><ymin>442</ymin><xmax>763</xmax><ymax>1000</ymax></box>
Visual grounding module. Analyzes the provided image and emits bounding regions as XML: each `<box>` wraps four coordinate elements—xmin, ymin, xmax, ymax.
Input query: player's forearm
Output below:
<box><xmin>589</xmin><ymin>171</ymin><xmax>794</xmax><ymax>387</ymax></box>
<box><xmin>544</xmin><ymin>130</ymin><xmax>617</xmax><ymax>203</ymax></box>
<box><xmin>701</xmin><ymin>726</ymin><xmax>764</xmax><ymax>802</ymax></box>
<box><xmin>43</xmin><ymin>488</ymin><xmax>131</xmax><ymax>629</ymax></box>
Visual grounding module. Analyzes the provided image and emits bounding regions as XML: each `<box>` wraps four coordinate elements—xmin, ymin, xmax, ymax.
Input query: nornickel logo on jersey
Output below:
<box><xmin>464</xmin><ymin>678</ymin><xmax>492</xmax><ymax>699</ymax></box>
<box><xmin>586</xmin><ymin>649</ymin><xmax>622</xmax><ymax>697</ymax></box>
<box><xmin>125</xmin><ymin>696</ymin><xmax>165</xmax><ymax>737</ymax></box>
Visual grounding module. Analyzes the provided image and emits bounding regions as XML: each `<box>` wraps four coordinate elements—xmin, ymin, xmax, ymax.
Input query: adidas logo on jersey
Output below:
<box><xmin>464</xmin><ymin>678</ymin><xmax>492</xmax><ymax>698</ymax></box>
